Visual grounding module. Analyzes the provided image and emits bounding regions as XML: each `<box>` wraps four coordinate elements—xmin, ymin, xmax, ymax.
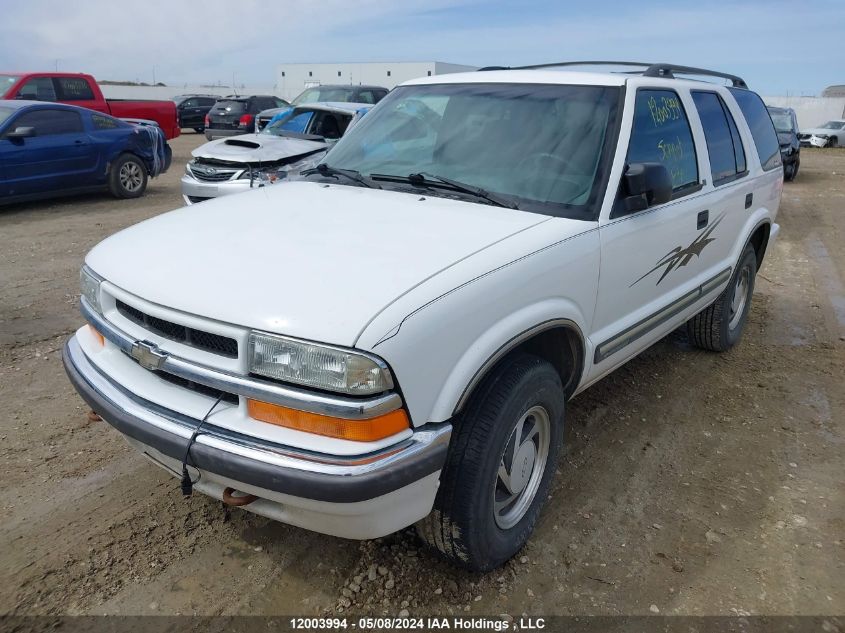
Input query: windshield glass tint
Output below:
<box><xmin>0</xmin><ymin>75</ymin><xmax>20</xmax><ymax>98</ymax></box>
<box><xmin>820</xmin><ymin>121</ymin><xmax>845</xmax><ymax>129</ymax></box>
<box><xmin>769</xmin><ymin>112</ymin><xmax>793</xmax><ymax>132</ymax></box>
<box><xmin>294</xmin><ymin>87</ymin><xmax>354</xmax><ymax>104</ymax></box>
<box><xmin>325</xmin><ymin>83</ymin><xmax>620</xmax><ymax>213</ymax></box>
<box><xmin>213</xmin><ymin>100</ymin><xmax>246</xmax><ymax>113</ymax></box>
<box><xmin>0</xmin><ymin>106</ymin><xmax>14</xmax><ymax>126</ymax></box>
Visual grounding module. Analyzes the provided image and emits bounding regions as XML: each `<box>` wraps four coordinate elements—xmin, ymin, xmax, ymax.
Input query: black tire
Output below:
<box><xmin>108</xmin><ymin>154</ymin><xmax>148</xmax><ymax>199</ymax></box>
<box><xmin>829</xmin><ymin>137</ymin><xmax>838</xmax><ymax>149</ymax></box>
<box><xmin>784</xmin><ymin>162</ymin><xmax>796</xmax><ymax>182</ymax></box>
<box><xmin>686</xmin><ymin>244</ymin><xmax>757</xmax><ymax>351</ymax></box>
<box><xmin>416</xmin><ymin>353</ymin><xmax>564</xmax><ymax>571</ymax></box>
<box><xmin>194</xmin><ymin>127</ymin><xmax>204</xmax><ymax>133</ymax></box>
<box><xmin>790</xmin><ymin>160</ymin><xmax>799</xmax><ymax>181</ymax></box>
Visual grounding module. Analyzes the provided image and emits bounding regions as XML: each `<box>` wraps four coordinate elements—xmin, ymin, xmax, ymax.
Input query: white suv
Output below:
<box><xmin>64</xmin><ymin>62</ymin><xmax>782</xmax><ymax>571</ymax></box>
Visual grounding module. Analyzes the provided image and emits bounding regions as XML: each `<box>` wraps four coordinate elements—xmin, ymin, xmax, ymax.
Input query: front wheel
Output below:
<box><xmin>686</xmin><ymin>244</ymin><xmax>757</xmax><ymax>351</ymax></box>
<box><xmin>416</xmin><ymin>353</ymin><xmax>564</xmax><ymax>571</ymax></box>
<box><xmin>108</xmin><ymin>154</ymin><xmax>148</xmax><ymax>199</ymax></box>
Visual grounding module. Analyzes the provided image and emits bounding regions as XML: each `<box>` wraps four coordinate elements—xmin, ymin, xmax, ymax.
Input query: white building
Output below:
<box><xmin>275</xmin><ymin>62</ymin><xmax>477</xmax><ymax>101</ymax></box>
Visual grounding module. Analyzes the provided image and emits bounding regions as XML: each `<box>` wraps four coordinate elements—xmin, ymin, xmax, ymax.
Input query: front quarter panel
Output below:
<box><xmin>358</xmin><ymin>218</ymin><xmax>601</xmax><ymax>425</ymax></box>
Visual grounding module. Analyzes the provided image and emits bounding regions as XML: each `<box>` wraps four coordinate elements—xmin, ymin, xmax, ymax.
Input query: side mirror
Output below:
<box><xmin>6</xmin><ymin>126</ymin><xmax>36</xmax><ymax>140</ymax></box>
<box><xmin>621</xmin><ymin>162</ymin><xmax>673</xmax><ymax>213</ymax></box>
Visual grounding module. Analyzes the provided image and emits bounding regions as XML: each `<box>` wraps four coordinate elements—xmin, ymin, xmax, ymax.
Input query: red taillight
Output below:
<box><xmin>204</xmin><ymin>114</ymin><xmax>210</xmax><ymax>126</ymax></box>
<box><xmin>239</xmin><ymin>114</ymin><xmax>254</xmax><ymax>127</ymax></box>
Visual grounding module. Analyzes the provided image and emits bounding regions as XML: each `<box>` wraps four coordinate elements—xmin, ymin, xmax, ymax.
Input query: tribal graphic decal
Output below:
<box><xmin>630</xmin><ymin>212</ymin><xmax>725</xmax><ymax>287</ymax></box>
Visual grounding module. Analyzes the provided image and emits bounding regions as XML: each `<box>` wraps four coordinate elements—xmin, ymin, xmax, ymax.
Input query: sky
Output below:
<box><xmin>1</xmin><ymin>0</ymin><xmax>843</xmax><ymax>96</ymax></box>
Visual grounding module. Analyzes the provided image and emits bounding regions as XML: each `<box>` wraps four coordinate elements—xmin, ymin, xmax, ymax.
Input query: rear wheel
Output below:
<box><xmin>416</xmin><ymin>353</ymin><xmax>564</xmax><ymax>571</ymax></box>
<box><xmin>194</xmin><ymin>127</ymin><xmax>204</xmax><ymax>133</ymax></box>
<box><xmin>686</xmin><ymin>244</ymin><xmax>757</xmax><ymax>351</ymax></box>
<box><xmin>108</xmin><ymin>154</ymin><xmax>147</xmax><ymax>199</ymax></box>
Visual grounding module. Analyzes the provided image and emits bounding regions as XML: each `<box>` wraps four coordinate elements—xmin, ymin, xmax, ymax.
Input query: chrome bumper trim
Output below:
<box><xmin>64</xmin><ymin>336</ymin><xmax>451</xmax><ymax>493</ymax></box>
<box><xmin>81</xmin><ymin>297</ymin><xmax>403</xmax><ymax>420</ymax></box>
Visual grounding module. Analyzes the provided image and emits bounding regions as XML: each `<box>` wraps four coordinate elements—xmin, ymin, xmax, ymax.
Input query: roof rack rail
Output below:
<box><xmin>478</xmin><ymin>61</ymin><xmax>748</xmax><ymax>89</ymax></box>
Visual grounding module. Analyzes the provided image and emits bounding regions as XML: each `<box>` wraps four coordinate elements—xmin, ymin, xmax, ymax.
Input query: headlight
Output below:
<box><xmin>80</xmin><ymin>265</ymin><xmax>103</xmax><ymax>313</ymax></box>
<box><xmin>248</xmin><ymin>331</ymin><xmax>394</xmax><ymax>395</ymax></box>
<box><xmin>252</xmin><ymin>167</ymin><xmax>288</xmax><ymax>186</ymax></box>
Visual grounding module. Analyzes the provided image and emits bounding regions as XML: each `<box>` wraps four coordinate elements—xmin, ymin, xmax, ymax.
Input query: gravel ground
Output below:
<box><xmin>0</xmin><ymin>134</ymin><xmax>843</xmax><ymax>617</ymax></box>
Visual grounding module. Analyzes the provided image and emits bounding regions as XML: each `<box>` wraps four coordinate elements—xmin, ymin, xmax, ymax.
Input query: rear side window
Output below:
<box><xmin>691</xmin><ymin>91</ymin><xmax>747</xmax><ymax>185</ymax></box>
<box><xmin>92</xmin><ymin>113</ymin><xmax>121</xmax><ymax>130</ymax></box>
<box><xmin>17</xmin><ymin>77</ymin><xmax>57</xmax><ymax>101</ymax></box>
<box><xmin>11</xmin><ymin>109</ymin><xmax>83</xmax><ymax>135</ymax></box>
<box><xmin>55</xmin><ymin>77</ymin><xmax>95</xmax><ymax>101</ymax></box>
<box><xmin>627</xmin><ymin>89</ymin><xmax>699</xmax><ymax>193</ymax></box>
<box><xmin>728</xmin><ymin>88</ymin><xmax>781</xmax><ymax>171</ymax></box>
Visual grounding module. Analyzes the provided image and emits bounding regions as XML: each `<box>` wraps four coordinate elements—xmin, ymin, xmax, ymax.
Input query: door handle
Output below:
<box><xmin>745</xmin><ymin>193</ymin><xmax>753</xmax><ymax>209</ymax></box>
<box><xmin>697</xmin><ymin>210</ymin><xmax>709</xmax><ymax>230</ymax></box>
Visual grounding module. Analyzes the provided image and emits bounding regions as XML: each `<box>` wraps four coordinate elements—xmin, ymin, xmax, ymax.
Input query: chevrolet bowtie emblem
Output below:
<box><xmin>130</xmin><ymin>340</ymin><xmax>168</xmax><ymax>371</ymax></box>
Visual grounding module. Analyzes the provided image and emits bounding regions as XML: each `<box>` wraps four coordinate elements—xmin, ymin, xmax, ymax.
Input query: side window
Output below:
<box><xmin>691</xmin><ymin>91</ymin><xmax>747</xmax><ymax>185</ymax></box>
<box><xmin>374</xmin><ymin>90</ymin><xmax>388</xmax><ymax>102</ymax></box>
<box><xmin>728</xmin><ymin>88</ymin><xmax>781</xmax><ymax>171</ymax></box>
<box><xmin>11</xmin><ymin>109</ymin><xmax>83</xmax><ymax>135</ymax></box>
<box><xmin>92</xmin><ymin>113</ymin><xmax>120</xmax><ymax>130</ymax></box>
<box><xmin>627</xmin><ymin>89</ymin><xmax>698</xmax><ymax>193</ymax></box>
<box><xmin>201</xmin><ymin>98</ymin><xmax>216</xmax><ymax>107</ymax></box>
<box><xmin>182</xmin><ymin>98</ymin><xmax>198</xmax><ymax>108</ymax></box>
<box><xmin>55</xmin><ymin>77</ymin><xmax>95</xmax><ymax>101</ymax></box>
<box><xmin>17</xmin><ymin>78</ymin><xmax>57</xmax><ymax>101</ymax></box>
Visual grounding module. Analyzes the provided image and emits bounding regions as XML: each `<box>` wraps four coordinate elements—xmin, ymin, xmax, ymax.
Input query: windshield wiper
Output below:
<box><xmin>302</xmin><ymin>163</ymin><xmax>381</xmax><ymax>189</ymax></box>
<box><xmin>371</xmin><ymin>172</ymin><xmax>517</xmax><ymax>209</ymax></box>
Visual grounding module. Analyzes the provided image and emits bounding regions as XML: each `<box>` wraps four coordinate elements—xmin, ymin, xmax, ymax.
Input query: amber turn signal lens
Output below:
<box><xmin>87</xmin><ymin>324</ymin><xmax>105</xmax><ymax>348</ymax></box>
<box><xmin>246</xmin><ymin>399</ymin><xmax>410</xmax><ymax>442</ymax></box>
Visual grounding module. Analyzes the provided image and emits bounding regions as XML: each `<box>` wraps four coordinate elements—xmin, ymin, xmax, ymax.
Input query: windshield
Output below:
<box><xmin>293</xmin><ymin>87</ymin><xmax>355</xmax><ymax>105</ymax></box>
<box><xmin>0</xmin><ymin>106</ymin><xmax>14</xmax><ymax>126</ymax></box>
<box><xmin>769</xmin><ymin>111</ymin><xmax>794</xmax><ymax>133</ymax></box>
<box><xmin>820</xmin><ymin>121</ymin><xmax>845</xmax><ymax>130</ymax></box>
<box><xmin>264</xmin><ymin>109</ymin><xmax>315</xmax><ymax>136</ymax></box>
<box><xmin>321</xmin><ymin>83</ymin><xmax>620</xmax><ymax>216</ymax></box>
<box><xmin>1</xmin><ymin>74</ymin><xmax>20</xmax><ymax>98</ymax></box>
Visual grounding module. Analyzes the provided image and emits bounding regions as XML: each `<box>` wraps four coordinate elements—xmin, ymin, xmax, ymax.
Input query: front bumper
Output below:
<box><xmin>181</xmin><ymin>173</ymin><xmax>254</xmax><ymax>204</ymax></box>
<box><xmin>63</xmin><ymin>332</ymin><xmax>451</xmax><ymax>539</ymax></box>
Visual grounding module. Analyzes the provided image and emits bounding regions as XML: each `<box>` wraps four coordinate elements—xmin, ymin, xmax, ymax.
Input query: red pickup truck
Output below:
<box><xmin>1</xmin><ymin>72</ymin><xmax>180</xmax><ymax>139</ymax></box>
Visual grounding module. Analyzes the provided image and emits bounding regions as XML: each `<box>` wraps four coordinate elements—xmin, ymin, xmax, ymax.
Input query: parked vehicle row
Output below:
<box><xmin>798</xmin><ymin>119</ymin><xmax>845</xmax><ymax>148</ymax></box>
<box><xmin>1</xmin><ymin>72</ymin><xmax>181</xmax><ymax>139</ymax></box>
<box><xmin>182</xmin><ymin>102</ymin><xmax>371</xmax><ymax>204</ymax></box>
<box><xmin>0</xmin><ymin>100</ymin><xmax>170</xmax><ymax>204</ymax></box>
<box><xmin>64</xmin><ymin>62</ymin><xmax>782</xmax><ymax>571</ymax></box>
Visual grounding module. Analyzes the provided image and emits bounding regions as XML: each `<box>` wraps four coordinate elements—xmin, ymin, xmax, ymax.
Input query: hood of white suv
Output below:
<box><xmin>86</xmin><ymin>181</ymin><xmax>549</xmax><ymax>346</ymax></box>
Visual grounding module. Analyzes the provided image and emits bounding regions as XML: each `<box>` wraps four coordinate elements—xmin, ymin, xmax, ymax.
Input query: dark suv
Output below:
<box><xmin>173</xmin><ymin>95</ymin><xmax>219</xmax><ymax>133</ymax></box>
<box><xmin>767</xmin><ymin>106</ymin><xmax>800</xmax><ymax>181</ymax></box>
<box><xmin>205</xmin><ymin>95</ymin><xmax>288</xmax><ymax>140</ymax></box>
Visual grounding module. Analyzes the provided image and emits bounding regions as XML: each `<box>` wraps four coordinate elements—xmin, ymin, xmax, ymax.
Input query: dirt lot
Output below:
<box><xmin>1</xmin><ymin>134</ymin><xmax>843</xmax><ymax>618</ymax></box>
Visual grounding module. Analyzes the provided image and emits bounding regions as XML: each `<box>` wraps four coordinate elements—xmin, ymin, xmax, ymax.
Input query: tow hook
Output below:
<box><xmin>223</xmin><ymin>487</ymin><xmax>258</xmax><ymax>507</ymax></box>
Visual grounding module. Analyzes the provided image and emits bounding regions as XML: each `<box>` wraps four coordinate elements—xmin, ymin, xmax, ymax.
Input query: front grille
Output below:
<box><xmin>116</xmin><ymin>300</ymin><xmax>238</xmax><ymax>358</ymax></box>
<box><xmin>187</xmin><ymin>195</ymin><xmax>211</xmax><ymax>204</ymax></box>
<box><xmin>188</xmin><ymin>164</ymin><xmax>241</xmax><ymax>182</ymax></box>
<box><xmin>157</xmin><ymin>371</ymin><xmax>238</xmax><ymax>404</ymax></box>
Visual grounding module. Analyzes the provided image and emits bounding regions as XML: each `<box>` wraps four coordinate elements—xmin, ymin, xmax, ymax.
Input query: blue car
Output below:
<box><xmin>0</xmin><ymin>100</ymin><xmax>171</xmax><ymax>205</ymax></box>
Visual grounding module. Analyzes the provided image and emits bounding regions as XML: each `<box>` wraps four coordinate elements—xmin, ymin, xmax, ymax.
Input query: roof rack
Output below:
<box><xmin>478</xmin><ymin>61</ymin><xmax>748</xmax><ymax>89</ymax></box>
